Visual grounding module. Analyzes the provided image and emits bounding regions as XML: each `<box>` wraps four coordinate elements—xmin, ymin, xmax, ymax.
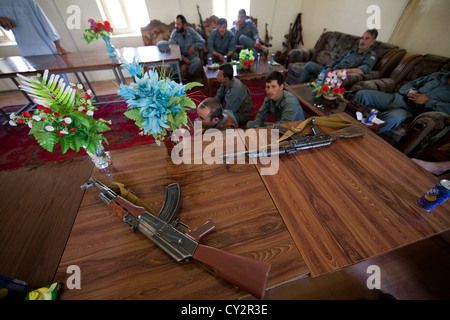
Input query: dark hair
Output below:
<box><xmin>217</xmin><ymin>18</ymin><xmax>227</xmax><ymax>26</ymax></box>
<box><xmin>238</xmin><ymin>9</ymin><xmax>246</xmax><ymax>16</ymax></box>
<box><xmin>265</xmin><ymin>71</ymin><xmax>284</xmax><ymax>86</ymax></box>
<box><xmin>365</xmin><ymin>29</ymin><xmax>378</xmax><ymax>40</ymax></box>
<box><xmin>176</xmin><ymin>14</ymin><xmax>187</xmax><ymax>25</ymax></box>
<box><xmin>219</xmin><ymin>63</ymin><xmax>233</xmax><ymax>80</ymax></box>
<box><xmin>199</xmin><ymin>98</ymin><xmax>224</xmax><ymax>121</ymax></box>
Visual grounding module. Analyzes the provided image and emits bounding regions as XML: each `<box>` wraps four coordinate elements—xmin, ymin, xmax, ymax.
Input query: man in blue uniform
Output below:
<box><xmin>207</xmin><ymin>18</ymin><xmax>237</xmax><ymax>63</ymax></box>
<box><xmin>299</xmin><ymin>29</ymin><xmax>379</xmax><ymax>83</ymax></box>
<box><xmin>230</xmin><ymin>9</ymin><xmax>261</xmax><ymax>57</ymax></box>
<box><xmin>247</xmin><ymin>71</ymin><xmax>305</xmax><ymax>128</ymax></box>
<box><xmin>169</xmin><ymin>15</ymin><xmax>205</xmax><ymax>83</ymax></box>
<box><xmin>214</xmin><ymin>64</ymin><xmax>252</xmax><ymax>125</ymax></box>
<box><xmin>0</xmin><ymin>0</ymin><xmax>68</xmax><ymax>56</ymax></box>
<box><xmin>352</xmin><ymin>70</ymin><xmax>450</xmax><ymax>134</ymax></box>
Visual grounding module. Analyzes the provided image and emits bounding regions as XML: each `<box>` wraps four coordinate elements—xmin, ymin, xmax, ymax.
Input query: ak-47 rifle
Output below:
<box><xmin>81</xmin><ymin>179</ymin><xmax>271</xmax><ymax>299</ymax></box>
<box><xmin>196</xmin><ymin>4</ymin><xmax>206</xmax><ymax>40</ymax></box>
<box><xmin>220</xmin><ymin>124</ymin><xmax>366</xmax><ymax>160</ymax></box>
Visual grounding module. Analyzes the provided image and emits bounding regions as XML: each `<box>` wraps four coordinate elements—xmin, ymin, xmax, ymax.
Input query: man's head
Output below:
<box><xmin>197</xmin><ymin>98</ymin><xmax>224</xmax><ymax>130</ymax></box>
<box><xmin>217</xmin><ymin>64</ymin><xmax>234</xmax><ymax>85</ymax></box>
<box><xmin>237</xmin><ymin>9</ymin><xmax>246</xmax><ymax>27</ymax></box>
<box><xmin>265</xmin><ymin>71</ymin><xmax>285</xmax><ymax>102</ymax></box>
<box><xmin>217</xmin><ymin>18</ymin><xmax>227</xmax><ymax>37</ymax></box>
<box><xmin>175</xmin><ymin>14</ymin><xmax>187</xmax><ymax>33</ymax></box>
<box><xmin>358</xmin><ymin>29</ymin><xmax>377</xmax><ymax>53</ymax></box>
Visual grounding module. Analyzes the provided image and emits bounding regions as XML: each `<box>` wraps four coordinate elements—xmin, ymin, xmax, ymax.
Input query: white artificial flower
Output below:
<box><xmin>9</xmin><ymin>120</ymin><xmax>17</xmax><ymax>126</ymax></box>
<box><xmin>63</xmin><ymin>117</ymin><xmax>72</xmax><ymax>124</ymax></box>
<box><xmin>45</xmin><ymin>125</ymin><xmax>55</xmax><ymax>131</ymax></box>
<box><xmin>9</xmin><ymin>113</ymin><xmax>16</xmax><ymax>120</ymax></box>
<box><xmin>61</xmin><ymin>129</ymin><xmax>68</xmax><ymax>135</ymax></box>
<box><xmin>86</xmin><ymin>110</ymin><xmax>94</xmax><ymax>116</ymax></box>
<box><xmin>86</xmin><ymin>89</ymin><xmax>92</xmax><ymax>95</ymax></box>
<box><xmin>32</xmin><ymin>115</ymin><xmax>41</xmax><ymax>121</ymax></box>
<box><xmin>28</xmin><ymin>121</ymin><xmax>33</xmax><ymax>128</ymax></box>
<box><xmin>77</xmin><ymin>84</ymin><xmax>83</xmax><ymax>89</ymax></box>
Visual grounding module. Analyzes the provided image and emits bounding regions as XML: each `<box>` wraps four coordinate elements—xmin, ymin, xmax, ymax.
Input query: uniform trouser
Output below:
<box><xmin>298</xmin><ymin>61</ymin><xmax>323</xmax><ymax>83</ymax></box>
<box><xmin>207</xmin><ymin>52</ymin><xmax>239</xmax><ymax>62</ymax></box>
<box><xmin>352</xmin><ymin>90</ymin><xmax>413</xmax><ymax>134</ymax></box>
<box><xmin>171</xmin><ymin>55</ymin><xmax>202</xmax><ymax>77</ymax></box>
<box><xmin>238</xmin><ymin>35</ymin><xmax>259</xmax><ymax>57</ymax></box>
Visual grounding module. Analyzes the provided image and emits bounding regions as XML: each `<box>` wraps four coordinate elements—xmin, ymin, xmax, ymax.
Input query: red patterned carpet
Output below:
<box><xmin>0</xmin><ymin>80</ymin><xmax>269</xmax><ymax>170</ymax></box>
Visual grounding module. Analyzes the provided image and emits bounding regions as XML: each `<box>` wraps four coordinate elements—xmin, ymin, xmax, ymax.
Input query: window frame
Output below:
<box><xmin>97</xmin><ymin>0</ymin><xmax>149</xmax><ymax>35</ymax></box>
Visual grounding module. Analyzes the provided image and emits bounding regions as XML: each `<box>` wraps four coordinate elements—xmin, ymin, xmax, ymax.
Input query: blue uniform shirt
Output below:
<box><xmin>207</xmin><ymin>28</ymin><xmax>236</xmax><ymax>56</ymax></box>
<box><xmin>169</xmin><ymin>27</ymin><xmax>205</xmax><ymax>58</ymax></box>
<box><xmin>325</xmin><ymin>48</ymin><xmax>378</xmax><ymax>74</ymax></box>
<box><xmin>0</xmin><ymin>0</ymin><xmax>61</xmax><ymax>56</ymax></box>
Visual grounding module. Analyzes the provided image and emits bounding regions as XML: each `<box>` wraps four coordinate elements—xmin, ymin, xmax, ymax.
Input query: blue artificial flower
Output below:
<box><xmin>121</xmin><ymin>57</ymin><xmax>142</xmax><ymax>79</ymax></box>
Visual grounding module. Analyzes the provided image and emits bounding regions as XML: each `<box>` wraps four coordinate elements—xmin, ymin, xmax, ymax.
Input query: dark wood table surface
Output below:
<box><xmin>54</xmin><ymin>134</ymin><xmax>308</xmax><ymax>299</ymax></box>
<box><xmin>241</xmin><ymin>113</ymin><xmax>450</xmax><ymax>276</ymax></box>
<box><xmin>286</xmin><ymin>83</ymin><xmax>348</xmax><ymax>117</ymax></box>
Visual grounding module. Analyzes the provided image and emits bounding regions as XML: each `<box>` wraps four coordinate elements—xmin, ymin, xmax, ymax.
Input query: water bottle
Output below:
<box><xmin>318</xmin><ymin>70</ymin><xmax>326</xmax><ymax>83</ymax></box>
<box><xmin>223</xmin><ymin>55</ymin><xmax>227</xmax><ymax>63</ymax></box>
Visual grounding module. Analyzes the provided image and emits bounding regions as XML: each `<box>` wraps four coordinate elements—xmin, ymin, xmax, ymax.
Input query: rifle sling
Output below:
<box><xmin>278</xmin><ymin>116</ymin><xmax>352</xmax><ymax>142</ymax></box>
<box><xmin>109</xmin><ymin>182</ymin><xmax>156</xmax><ymax>215</ymax></box>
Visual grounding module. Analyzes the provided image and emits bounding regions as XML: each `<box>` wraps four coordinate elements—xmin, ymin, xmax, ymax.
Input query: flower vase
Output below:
<box><xmin>162</xmin><ymin>131</ymin><xmax>176</xmax><ymax>155</ymax></box>
<box><xmin>86</xmin><ymin>140</ymin><xmax>111</xmax><ymax>169</ymax></box>
<box><xmin>313</xmin><ymin>95</ymin><xmax>339</xmax><ymax>108</ymax></box>
<box><xmin>102</xmin><ymin>36</ymin><xmax>116</xmax><ymax>58</ymax></box>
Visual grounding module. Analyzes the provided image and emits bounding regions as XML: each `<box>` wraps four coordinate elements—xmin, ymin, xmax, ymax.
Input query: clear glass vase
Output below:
<box><xmin>86</xmin><ymin>141</ymin><xmax>111</xmax><ymax>169</ymax></box>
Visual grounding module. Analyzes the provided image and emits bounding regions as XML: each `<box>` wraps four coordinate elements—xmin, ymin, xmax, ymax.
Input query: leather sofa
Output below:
<box><xmin>348</xmin><ymin>54</ymin><xmax>450</xmax><ymax>159</ymax></box>
<box><xmin>285</xmin><ymin>31</ymin><xmax>406</xmax><ymax>88</ymax></box>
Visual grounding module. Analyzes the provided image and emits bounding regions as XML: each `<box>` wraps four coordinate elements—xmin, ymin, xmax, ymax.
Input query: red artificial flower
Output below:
<box><xmin>81</xmin><ymin>109</ymin><xmax>87</xmax><ymax>114</ymax></box>
<box><xmin>37</xmin><ymin>104</ymin><xmax>44</xmax><ymax>110</ymax></box>
<box><xmin>57</xmin><ymin>131</ymin><xmax>64</xmax><ymax>136</ymax></box>
<box><xmin>84</xmin><ymin>94</ymin><xmax>90</xmax><ymax>99</ymax></box>
<box><xmin>340</xmin><ymin>87</ymin><xmax>346</xmax><ymax>94</ymax></box>
<box><xmin>332</xmin><ymin>88</ymin><xmax>341</xmax><ymax>95</ymax></box>
<box><xmin>322</xmin><ymin>84</ymin><xmax>329</xmax><ymax>93</ymax></box>
<box><xmin>43</xmin><ymin>107</ymin><xmax>52</xmax><ymax>114</ymax></box>
<box><xmin>53</xmin><ymin>112</ymin><xmax>60</xmax><ymax>117</ymax></box>
<box><xmin>63</xmin><ymin>122</ymin><xmax>69</xmax><ymax>126</ymax></box>
<box><xmin>250</xmin><ymin>60</ymin><xmax>254</xmax><ymax>66</ymax></box>
<box><xmin>70</xmin><ymin>128</ymin><xmax>76</xmax><ymax>133</ymax></box>
<box><xmin>243</xmin><ymin>60</ymin><xmax>249</xmax><ymax>67</ymax></box>
<box><xmin>17</xmin><ymin>119</ymin><xmax>24</xmax><ymax>124</ymax></box>
<box><xmin>21</xmin><ymin>111</ymin><xmax>32</xmax><ymax>117</ymax></box>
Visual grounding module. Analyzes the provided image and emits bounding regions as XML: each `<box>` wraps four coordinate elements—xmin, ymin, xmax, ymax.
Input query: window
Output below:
<box><xmin>0</xmin><ymin>28</ymin><xmax>15</xmax><ymax>43</ymax></box>
<box><xmin>213</xmin><ymin>0</ymin><xmax>250</xmax><ymax>27</ymax></box>
<box><xmin>97</xmin><ymin>0</ymin><xmax>150</xmax><ymax>34</ymax></box>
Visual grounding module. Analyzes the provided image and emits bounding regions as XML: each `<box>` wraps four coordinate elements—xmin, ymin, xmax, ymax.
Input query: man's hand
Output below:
<box><xmin>254</xmin><ymin>39</ymin><xmax>261</xmax><ymax>49</ymax></box>
<box><xmin>188</xmin><ymin>46</ymin><xmax>194</xmax><ymax>56</ymax></box>
<box><xmin>183</xmin><ymin>57</ymin><xmax>191</xmax><ymax>65</ymax></box>
<box><xmin>0</xmin><ymin>17</ymin><xmax>15</xmax><ymax>29</ymax></box>
<box><xmin>54</xmin><ymin>41</ymin><xmax>69</xmax><ymax>55</ymax></box>
<box><xmin>407</xmin><ymin>90</ymin><xmax>430</xmax><ymax>105</ymax></box>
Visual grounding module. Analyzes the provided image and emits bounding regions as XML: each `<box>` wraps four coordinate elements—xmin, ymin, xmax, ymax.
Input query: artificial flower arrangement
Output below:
<box><xmin>83</xmin><ymin>19</ymin><xmax>114</xmax><ymax>44</ymax></box>
<box><xmin>9</xmin><ymin>71</ymin><xmax>111</xmax><ymax>154</ymax></box>
<box><xmin>236</xmin><ymin>49</ymin><xmax>255</xmax><ymax>70</ymax></box>
<box><xmin>311</xmin><ymin>69</ymin><xmax>349</xmax><ymax>99</ymax></box>
<box><xmin>117</xmin><ymin>57</ymin><xmax>202</xmax><ymax>144</ymax></box>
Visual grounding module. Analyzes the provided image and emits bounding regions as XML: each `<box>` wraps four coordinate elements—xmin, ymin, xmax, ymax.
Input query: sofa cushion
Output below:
<box><xmin>316</xmin><ymin>50</ymin><xmax>340</xmax><ymax>66</ymax></box>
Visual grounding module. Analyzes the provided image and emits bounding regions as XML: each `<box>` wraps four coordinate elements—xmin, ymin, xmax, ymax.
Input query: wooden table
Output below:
<box><xmin>203</xmin><ymin>61</ymin><xmax>287</xmax><ymax>96</ymax></box>
<box><xmin>286</xmin><ymin>83</ymin><xmax>347</xmax><ymax>117</ymax></box>
<box><xmin>54</xmin><ymin>134</ymin><xmax>308</xmax><ymax>299</ymax></box>
<box><xmin>0</xmin><ymin>45</ymin><xmax>182</xmax><ymax>107</ymax></box>
<box><xmin>242</xmin><ymin>113</ymin><xmax>450</xmax><ymax>277</ymax></box>
<box><xmin>0</xmin><ymin>157</ymin><xmax>94</xmax><ymax>290</ymax></box>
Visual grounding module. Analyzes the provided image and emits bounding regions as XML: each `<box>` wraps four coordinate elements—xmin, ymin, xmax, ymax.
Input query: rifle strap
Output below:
<box><xmin>278</xmin><ymin>116</ymin><xmax>352</xmax><ymax>142</ymax></box>
<box><xmin>109</xmin><ymin>182</ymin><xmax>156</xmax><ymax>215</ymax></box>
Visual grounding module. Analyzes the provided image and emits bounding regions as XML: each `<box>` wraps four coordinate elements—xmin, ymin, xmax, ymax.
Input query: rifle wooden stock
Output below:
<box><xmin>192</xmin><ymin>244</ymin><xmax>271</xmax><ymax>300</ymax></box>
<box><xmin>108</xmin><ymin>196</ymin><xmax>146</xmax><ymax>220</ymax></box>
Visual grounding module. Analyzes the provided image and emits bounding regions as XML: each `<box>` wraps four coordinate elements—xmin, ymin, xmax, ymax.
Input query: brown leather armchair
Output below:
<box><xmin>348</xmin><ymin>54</ymin><xmax>450</xmax><ymax>159</ymax></box>
<box><xmin>285</xmin><ymin>31</ymin><xmax>406</xmax><ymax>88</ymax></box>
